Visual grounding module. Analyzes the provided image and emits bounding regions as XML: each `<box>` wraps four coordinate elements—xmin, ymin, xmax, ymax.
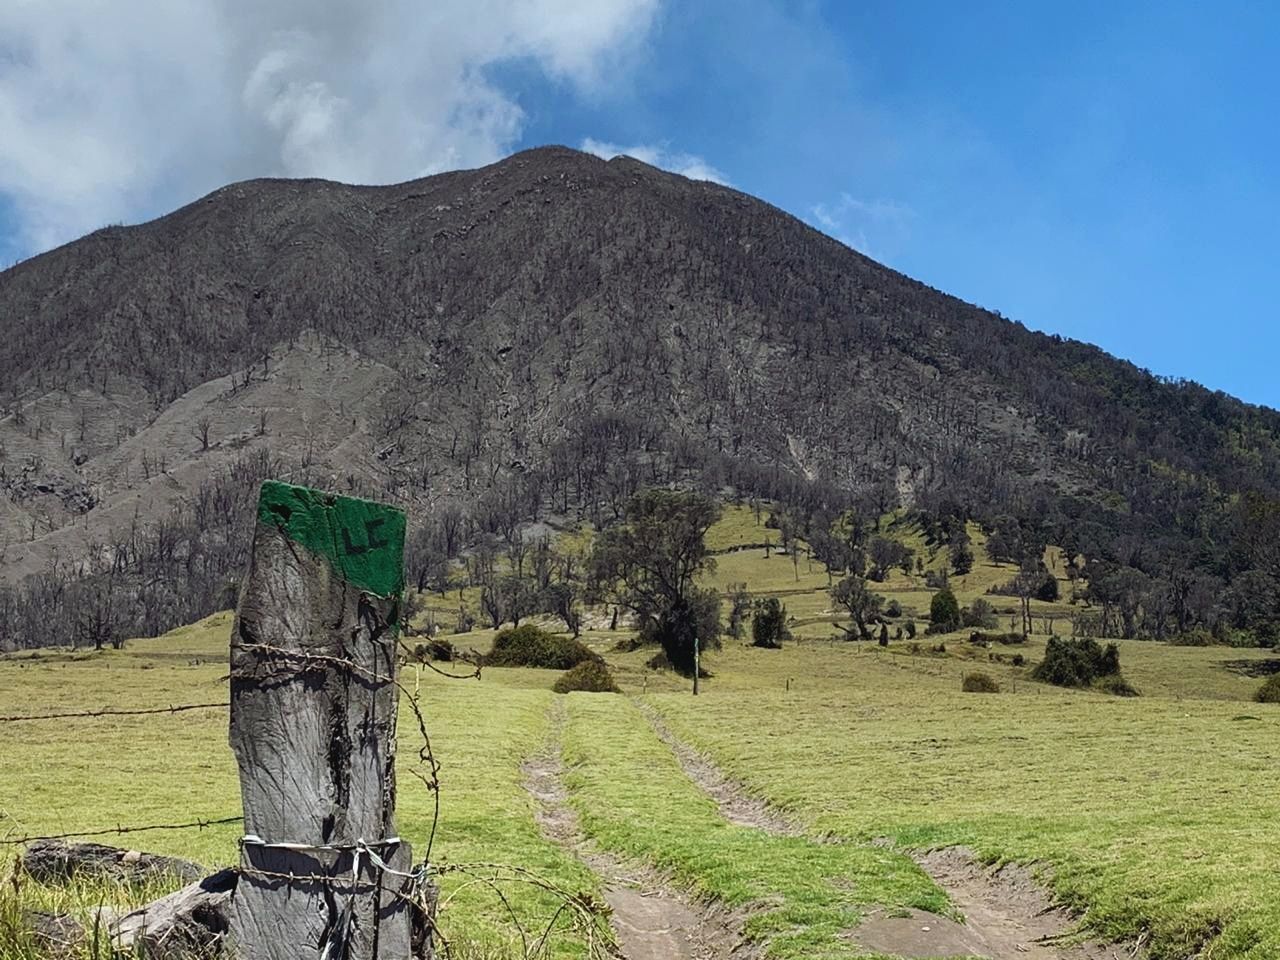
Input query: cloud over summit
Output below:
<box><xmin>0</xmin><ymin>0</ymin><xmax>659</xmax><ymax>257</ymax></box>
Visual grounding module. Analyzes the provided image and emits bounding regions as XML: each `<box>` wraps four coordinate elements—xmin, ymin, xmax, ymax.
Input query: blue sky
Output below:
<box><xmin>1</xmin><ymin>0</ymin><xmax>1276</xmax><ymax>408</ymax></box>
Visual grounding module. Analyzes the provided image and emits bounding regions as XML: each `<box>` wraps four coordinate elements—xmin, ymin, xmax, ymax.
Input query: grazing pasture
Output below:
<box><xmin>2</xmin><ymin>507</ymin><xmax>1278</xmax><ymax>958</ymax></box>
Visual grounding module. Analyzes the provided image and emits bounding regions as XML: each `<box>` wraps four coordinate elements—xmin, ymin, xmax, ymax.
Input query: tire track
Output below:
<box><xmin>522</xmin><ymin>701</ymin><xmax>755</xmax><ymax>960</ymax></box>
<box><xmin>642</xmin><ymin>705</ymin><xmax>1141</xmax><ymax>960</ymax></box>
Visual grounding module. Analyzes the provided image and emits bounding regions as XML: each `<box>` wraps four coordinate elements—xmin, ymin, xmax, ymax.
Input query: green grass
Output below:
<box><xmin>560</xmin><ymin>694</ymin><xmax>948</xmax><ymax>959</ymax></box>
<box><xmin>5</xmin><ymin>512</ymin><xmax>1280</xmax><ymax>959</ymax></box>
<box><xmin>0</xmin><ymin>613</ymin><xmax>604</xmax><ymax>959</ymax></box>
<box><xmin>648</xmin><ymin>640</ymin><xmax>1280</xmax><ymax>959</ymax></box>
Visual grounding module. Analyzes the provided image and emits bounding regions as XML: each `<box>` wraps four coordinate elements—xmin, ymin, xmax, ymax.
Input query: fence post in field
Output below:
<box><xmin>227</xmin><ymin>480</ymin><xmax>423</xmax><ymax>959</ymax></box>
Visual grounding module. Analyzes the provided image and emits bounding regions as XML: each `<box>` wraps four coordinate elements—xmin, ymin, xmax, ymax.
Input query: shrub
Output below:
<box><xmin>928</xmin><ymin>588</ymin><xmax>961</xmax><ymax>634</ymax></box>
<box><xmin>904</xmin><ymin>620</ymin><xmax>917</xmax><ymax>640</ymax></box>
<box><xmin>962</xmin><ymin>671</ymin><xmax>1000</xmax><ymax>693</ymax></box>
<box><xmin>1096</xmin><ymin>673</ymin><xmax>1140</xmax><ymax>697</ymax></box>
<box><xmin>751</xmin><ymin>597</ymin><xmax>789</xmax><ymax>649</ymax></box>
<box><xmin>484</xmin><ymin>624</ymin><xmax>598</xmax><ymax>670</ymax></box>
<box><xmin>878</xmin><ymin>624</ymin><xmax>889</xmax><ymax>646</ymax></box>
<box><xmin>553</xmin><ymin>660</ymin><xmax>621</xmax><ymax>694</ymax></box>
<box><xmin>1032</xmin><ymin>636</ymin><xmax>1133</xmax><ymax>695</ymax></box>
<box><xmin>1255</xmin><ymin>675</ymin><xmax>1280</xmax><ymax>704</ymax></box>
<box><xmin>969</xmin><ymin>631</ymin><xmax>1025</xmax><ymax>646</ymax></box>
<box><xmin>1168</xmin><ymin>629</ymin><xmax>1216</xmax><ymax>647</ymax></box>
<box><xmin>1011</xmin><ymin>653</ymin><xmax>1026</xmax><ymax>667</ymax></box>
<box><xmin>885</xmin><ymin>599</ymin><xmax>903</xmax><ymax>618</ymax></box>
<box><xmin>924</xmin><ymin>570</ymin><xmax>948</xmax><ymax>590</ymax></box>
<box><xmin>413</xmin><ymin>638</ymin><xmax>454</xmax><ymax>662</ymax></box>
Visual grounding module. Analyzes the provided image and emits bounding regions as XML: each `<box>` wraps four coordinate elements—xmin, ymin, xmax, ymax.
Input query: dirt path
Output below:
<box><xmin>643</xmin><ymin>707</ymin><xmax>1139</xmax><ymax>960</ymax></box>
<box><xmin>522</xmin><ymin>705</ymin><xmax>754</xmax><ymax>960</ymax></box>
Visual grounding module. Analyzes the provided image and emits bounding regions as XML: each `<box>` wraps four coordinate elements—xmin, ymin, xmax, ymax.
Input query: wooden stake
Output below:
<box><xmin>228</xmin><ymin>481</ymin><xmax>418</xmax><ymax>960</ymax></box>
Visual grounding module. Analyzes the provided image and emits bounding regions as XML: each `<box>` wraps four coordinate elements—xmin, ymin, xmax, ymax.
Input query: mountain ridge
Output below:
<box><xmin>1</xmin><ymin>145</ymin><xmax>1277</xmax><ymax>645</ymax></box>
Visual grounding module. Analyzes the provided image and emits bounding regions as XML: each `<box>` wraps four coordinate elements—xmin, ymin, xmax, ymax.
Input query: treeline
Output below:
<box><xmin>0</xmin><ymin>450</ymin><xmax>279</xmax><ymax>650</ymax></box>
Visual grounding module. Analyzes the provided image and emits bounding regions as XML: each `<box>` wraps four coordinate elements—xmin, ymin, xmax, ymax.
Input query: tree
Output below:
<box><xmin>192</xmin><ymin>415</ymin><xmax>212</xmax><ymax>452</ymax></box>
<box><xmin>868</xmin><ymin>536</ymin><xmax>911</xmax><ymax>582</ymax></box>
<box><xmin>726</xmin><ymin>583</ymin><xmax>751</xmax><ymax>639</ymax></box>
<box><xmin>950</xmin><ymin>541</ymin><xmax>974</xmax><ymax>576</ymax></box>
<box><xmin>751</xmin><ymin>597</ymin><xmax>789</xmax><ymax>648</ymax></box>
<box><xmin>831</xmin><ymin>574</ymin><xmax>884</xmax><ymax>640</ymax></box>
<box><xmin>593</xmin><ymin>489</ymin><xmax>723</xmax><ymax>678</ymax></box>
<box><xmin>929</xmin><ymin>588</ymin><xmax>961</xmax><ymax>633</ymax></box>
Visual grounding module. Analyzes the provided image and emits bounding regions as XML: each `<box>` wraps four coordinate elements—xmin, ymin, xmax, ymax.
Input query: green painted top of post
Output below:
<box><xmin>256</xmin><ymin>480</ymin><xmax>406</xmax><ymax>598</ymax></box>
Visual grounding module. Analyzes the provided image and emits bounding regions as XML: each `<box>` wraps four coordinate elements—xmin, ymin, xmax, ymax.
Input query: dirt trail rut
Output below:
<box><xmin>644</xmin><ymin>708</ymin><xmax>1139</xmax><ymax>960</ymax></box>
<box><xmin>522</xmin><ymin>706</ymin><xmax>754</xmax><ymax>960</ymax></box>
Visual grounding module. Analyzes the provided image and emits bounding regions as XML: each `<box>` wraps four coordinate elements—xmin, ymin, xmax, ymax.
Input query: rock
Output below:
<box><xmin>23</xmin><ymin>911</ymin><xmax>85</xmax><ymax>957</ymax></box>
<box><xmin>22</xmin><ymin>839</ymin><xmax>205</xmax><ymax>886</ymax></box>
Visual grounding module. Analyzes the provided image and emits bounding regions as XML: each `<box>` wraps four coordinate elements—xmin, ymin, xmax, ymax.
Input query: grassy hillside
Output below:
<box><xmin>3</xmin><ymin>515</ymin><xmax>1280</xmax><ymax>958</ymax></box>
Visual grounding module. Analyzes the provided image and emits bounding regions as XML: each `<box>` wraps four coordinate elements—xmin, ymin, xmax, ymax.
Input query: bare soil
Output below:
<box><xmin>522</xmin><ymin>707</ymin><xmax>757</xmax><ymax>960</ymax></box>
<box><xmin>649</xmin><ymin>710</ymin><xmax>1141</xmax><ymax>960</ymax></box>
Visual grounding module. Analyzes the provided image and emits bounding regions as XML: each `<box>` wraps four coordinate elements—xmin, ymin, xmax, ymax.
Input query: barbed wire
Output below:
<box><xmin>0</xmin><ymin>815</ymin><xmax>244</xmax><ymax>846</ymax></box>
<box><xmin>4</xmin><ymin>620</ymin><xmax>612</xmax><ymax>958</ymax></box>
<box><xmin>0</xmin><ymin>702</ymin><xmax>229</xmax><ymax>723</ymax></box>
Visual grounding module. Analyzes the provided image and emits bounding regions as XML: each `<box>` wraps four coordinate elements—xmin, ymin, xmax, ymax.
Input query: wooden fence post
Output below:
<box><xmin>228</xmin><ymin>480</ymin><xmax>421</xmax><ymax>959</ymax></box>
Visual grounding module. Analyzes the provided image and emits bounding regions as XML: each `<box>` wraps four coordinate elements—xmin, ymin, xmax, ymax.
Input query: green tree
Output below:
<box><xmin>751</xmin><ymin>597</ymin><xmax>789</xmax><ymax>649</ymax></box>
<box><xmin>929</xmin><ymin>588</ymin><xmax>961</xmax><ymax>633</ymax></box>
<box><xmin>593</xmin><ymin>489</ymin><xmax>723</xmax><ymax>677</ymax></box>
<box><xmin>831</xmin><ymin>574</ymin><xmax>884</xmax><ymax>640</ymax></box>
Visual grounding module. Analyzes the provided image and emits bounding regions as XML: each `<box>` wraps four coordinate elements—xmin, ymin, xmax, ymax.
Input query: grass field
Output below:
<box><xmin>3</xmin><ymin>506</ymin><xmax>1280</xmax><ymax>958</ymax></box>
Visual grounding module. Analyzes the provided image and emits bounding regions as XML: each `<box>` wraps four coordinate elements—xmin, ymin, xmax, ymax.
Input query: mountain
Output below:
<box><xmin>1</xmin><ymin>145</ymin><xmax>1278</xmax><ymax>645</ymax></box>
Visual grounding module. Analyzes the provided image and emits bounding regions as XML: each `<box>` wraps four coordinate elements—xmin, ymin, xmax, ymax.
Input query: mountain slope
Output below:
<box><xmin>0</xmin><ymin>146</ymin><xmax>1277</xmax><ymax>635</ymax></box>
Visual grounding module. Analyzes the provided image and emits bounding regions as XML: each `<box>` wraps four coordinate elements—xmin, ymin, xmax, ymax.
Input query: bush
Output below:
<box><xmin>1168</xmin><ymin>629</ymin><xmax>1217</xmax><ymax>647</ymax></box>
<box><xmin>885</xmin><ymin>599</ymin><xmax>903</xmax><ymax>618</ymax></box>
<box><xmin>962</xmin><ymin>671</ymin><xmax>1000</xmax><ymax>693</ymax></box>
<box><xmin>924</xmin><ymin>570</ymin><xmax>948</xmax><ymax>590</ymax></box>
<box><xmin>969</xmin><ymin>631</ymin><xmax>1025</xmax><ymax>646</ymax></box>
<box><xmin>1095</xmin><ymin>673</ymin><xmax>1140</xmax><ymax>697</ymax></box>
<box><xmin>552</xmin><ymin>660</ymin><xmax>621</xmax><ymax>694</ymax></box>
<box><xmin>1032</xmin><ymin>636</ymin><xmax>1133</xmax><ymax>694</ymax></box>
<box><xmin>413</xmin><ymin>638</ymin><xmax>455</xmax><ymax>662</ymax></box>
<box><xmin>904</xmin><ymin>620</ymin><xmax>917</xmax><ymax>639</ymax></box>
<box><xmin>484</xmin><ymin>625</ymin><xmax>599</xmax><ymax>670</ymax></box>
<box><xmin>1255</xmin><ymin>675</ymin><xmax>1280</xmax><ymax>704</ymax></box>
<box><xmin>751</xmin><ymin>597</ymin><xmax>789</xmax><ymax>649</ymax></box>
<box><xmin>1011</xmin><ymin>653</ymin><xmax>1026</xmax><ymax>667</ymax></box>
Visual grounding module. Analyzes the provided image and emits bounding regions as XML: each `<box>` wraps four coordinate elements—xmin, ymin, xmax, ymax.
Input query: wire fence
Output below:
<box><xmin>0</xmin><ymin>638</ymin><xmax>607</xmax><ymax>959</ymax></box>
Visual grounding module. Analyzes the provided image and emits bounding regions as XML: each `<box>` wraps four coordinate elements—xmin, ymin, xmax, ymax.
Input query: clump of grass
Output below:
<box><xmin>962</xmin><ymin>671</ymin><xmax>1000</xmax><ymax>693</ymax></box>
<box><xmin>0</xmin><ymin>872</ymin><xmax>178</xmax><ymax>960</ymax></box>
<box><xmin>553</xmin><ymin>661</ymin><xmax>621</xmax><ymax>694</ymax></box>
<box><xmin>1254</xmin><ymin>674</ymin><xmax>1280</xmax><ymax>703</ymax></box>
<box><xmin>484</xmin><ymin>625</ymin><xmax>598</xmax><ymax>670</ymax></box>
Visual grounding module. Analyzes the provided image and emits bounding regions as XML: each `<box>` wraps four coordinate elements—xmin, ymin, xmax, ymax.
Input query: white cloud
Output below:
<box><xmin>809</xmin><ymin>194</ymin><xmax>914</xmax><ymax>261</ymax></box>
<box><xmin>0</xmin><ymin>0</ymin><xmax>659</xmax><ymax>256</ymax></box>
<box><xmin>580</xmin><ymin>137</ymin><xmax>729</xmax><ymax>185</ymax></box>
